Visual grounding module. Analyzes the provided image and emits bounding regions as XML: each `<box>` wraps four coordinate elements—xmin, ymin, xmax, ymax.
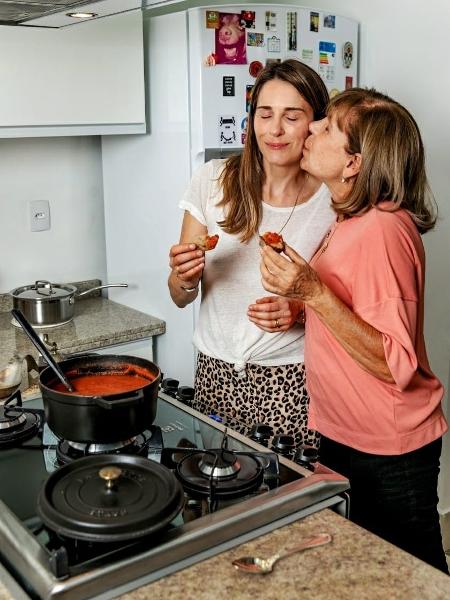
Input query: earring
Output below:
<box><xmin>341</xmin><ymin>176</ymin><xmax>348</xmax><ymax>183</ymax></box>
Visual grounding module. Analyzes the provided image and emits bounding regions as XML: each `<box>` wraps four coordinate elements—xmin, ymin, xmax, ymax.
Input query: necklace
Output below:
<box><xmin>317</xmin><ymin>215</ymin><xmax>343</xmax><ymax>255</ymax></box>
<box><xmin>264</xmin><ymin>174</ymin><xmax>309</xmax><ymax>235</ymax></box>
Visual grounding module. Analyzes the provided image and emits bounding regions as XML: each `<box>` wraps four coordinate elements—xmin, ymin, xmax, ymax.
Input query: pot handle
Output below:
<box><xmin>77</xmin><ymin>284</ymin><xmax>128</xmax><ymax>298</ymax></box>
<box><xmin>92</xmin><ymin>389</ymin><xmax>145</xmax><ymax>409</ymax></box>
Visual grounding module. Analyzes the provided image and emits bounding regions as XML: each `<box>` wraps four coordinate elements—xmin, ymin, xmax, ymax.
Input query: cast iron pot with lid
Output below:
<box><xmin>39</xmin><ymin>354</ymin><xmax>161</xmax><ymax>443</ymax></box>
<box><xmin>10</xmin><ymin>280</ymin><xmax>128</xmax><ymax>328</ymax></box>
<box><xmin>37</xmin><ymin>454</ymin><xmax>185</xmax><ymax>542</ymax></box>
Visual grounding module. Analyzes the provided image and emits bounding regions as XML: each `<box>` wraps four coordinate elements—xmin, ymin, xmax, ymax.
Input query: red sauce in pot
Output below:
<box><xmin>51</xmin><ymin>373</ymin><xmax>154</xmax><ymax>396</ymax></box>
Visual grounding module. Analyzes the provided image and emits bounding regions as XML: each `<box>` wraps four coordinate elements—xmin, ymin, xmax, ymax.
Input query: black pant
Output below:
<box><xmin>320</xmin><ymin>436</ymin><xmax>448</xmax><ymax>573</ymax></box>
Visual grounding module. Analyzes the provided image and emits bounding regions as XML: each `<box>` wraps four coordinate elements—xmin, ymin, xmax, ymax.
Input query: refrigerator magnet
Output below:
<box><xmin>330</xmin><ymin>88</ymin><xmax>340</xmax><ymax>98</ymax></box>
<box><xmin>265</xmin><ymin>11</ymin><xmax>277</xmax><ymax>32</ymax></box>
<box><xmin>247</xmin><ymin>32</ymin><xmax>264</xmax><ymax>48</ymax></box>
<box><xmin>267</xmin><ymin>36</ymin><xmax>281</xmax><ymax>53</ymax></box>
<box><xmin>249</xmin><ymin>61</ymin><xmax>264</xmax><ymax>78</ymax></box>
<box><xmin>218</xmin><ymin>115</ymin><xmax>237</xmax><ymax>145</ymax></box>
<box><xmin>245</xmin><ymin>84</ymin><xmax>253</xmax><ymax>112</ymax></box>
<box><xmin>323</xmin><ymin>14</ymin><xmax>336</xmax><ymax>29</ymax></box>
<box><xmin>240</xmin><ymin>11</ymin><xmax>255</xmax><ymax>29</ymax></box>
<box><xmin>287</xmin><ymin>12</ymin><xmax>297</xmax><ymax>51</ymax></box>
<box><xmin>345</xmin><ymin>76</ymin><xmax>353</xmax><ymax>90</ymax></box>
<box><xmin>310</xmin><ymin>11</ymin><xmax>319</xmax><ymax>33</ymax></box>
<box><xmin>342</xmin><ymin>41</ymin><xmax>354</xmax><ymax>68</ymax></box>
<box><xmin>206</xmin><ymin>11</ymin><xmax>220</xmax><ymax>29</ymax></box>
<box><xmin>215</xmin><ymin>13</ymin><xmax>247</xmax><ymax>65</ymax></box>
<box><xmin>301</xmin><ymin>48</ymin><xmax>313</xmax><ymax>63</ymax></box>
<box><xmin>223</xmin><ymin>76</ymin><xmax>235</xmax><ymax>97</ymax></box>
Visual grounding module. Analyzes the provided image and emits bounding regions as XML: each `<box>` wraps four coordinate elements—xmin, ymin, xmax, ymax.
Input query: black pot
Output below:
<box><xmin>39</xmin><ymin>355</ymin><xmax>160</xmax><ymax>443</ymax></box>
<box><xmin>37</xmin><ymin>454</ymin><xmax>184</xmax><ymax>543</ymax></box>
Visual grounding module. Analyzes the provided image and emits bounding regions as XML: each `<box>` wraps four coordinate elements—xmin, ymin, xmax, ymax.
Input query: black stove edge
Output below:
<box><xmin>0</xmin><ymin>474</ymin><xmax>349</xmax><ymax>600</ymax></box>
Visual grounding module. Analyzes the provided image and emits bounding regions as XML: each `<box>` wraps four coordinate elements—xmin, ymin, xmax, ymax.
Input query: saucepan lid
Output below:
<box><xmin>11</xmin><ymin>280</ymin><xmax>77</xmax><ymax>301</ymax></box>
<box><xmin>37</xmin><ymin>454</ymin><xmax>184</xmax><ymax>542</ymax></box>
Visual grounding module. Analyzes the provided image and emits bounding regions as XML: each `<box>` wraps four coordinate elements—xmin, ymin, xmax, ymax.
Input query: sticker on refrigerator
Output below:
<box><xmin>302</xmin><ymin>48</ymin><xmax>313</xmax><ymax>63</ymax></box>
<box><xmin>287</xmin><ymin>12</ymin><xmax>297</xmax><ymax>51</ymax></box>
<box><xmin>215</xmin><ymin>13</ymin><xmax>247</xmax><ymax>65</ymax></box>
<box><xmin>318</xmin><ymin>41</ymin><xmax>336</xmax><ymax>83</ymax></box>
<box><xmin>247</xmin><ymin>32</ymin><xmax>264</xmax><ymax>47</ymax></box>
<box><xmin>249</xmin><ymin>61</ymin><xmax>264</xmax><ymax>78</ymax></box>
<box><xmin>310</xmin><ymin>12</ymin><xmax>319</xmax><ymax>33</ymax></box>
<box><xmin>206</xmin><ymin>11</ymin><xmax>220</xmax><ymax>29</ymax></box>
<box><xmin>345</xmin><ymin>76</ymin><xmax>353</xmax><ymax>89</ymax></box>
<box><xmin>267</xmin><ymin>36</ymin><xmax>281</xmax><ymax>53</ymax></box>
<box><xmin>240</xmin><ymin>11</ymin><xmax>255</xmax><ymax>29</ymax></box>
<box><xmin>223</xmin><ymin>76</ymin><xmax>235</xmax><ymax>97</ymax></box>
<box><xmin>265</xmin><ymin>11</ymin><xmax>277</xmax><ymax>32</ymax></box>
<box><xmin>342</xmin><ymin>41</ymin><xmax>354</xmax><ymax>68</ymax></box>
<box><xmin>323</xmin><ymin>14</ymin><xmax>336</xmax><ymax>29</ymax></box>
<box><xmin>245</xmin><ymin>85</ymin><xmax>253</xmax><ymax>112</ymax></box>
<box><xmin>218</xmin><ymin>115</ymin><xmax>237</xmax><ymax>145</ymax></box>
<box><xmin>241</xmin><ymin>116</ymin><xmax>248</xmax><ymax>145</ymax></box>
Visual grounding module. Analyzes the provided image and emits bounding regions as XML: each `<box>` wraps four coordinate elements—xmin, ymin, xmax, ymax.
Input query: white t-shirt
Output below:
<box><xmin>179</xmin><ymin>159</ymin><xmax>335</xmax><ymax>373</ymax></box>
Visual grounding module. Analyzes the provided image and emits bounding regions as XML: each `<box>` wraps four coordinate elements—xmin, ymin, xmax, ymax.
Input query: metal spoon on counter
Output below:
<box><xmin>11</xmin><ymin>308</ymin><xmax>74</xmax><ymax>393</ymax></box>
<box><xmin>232</xmin><ymin>532</ymin><xmax>332</xmax><ymax>574</ymax></box>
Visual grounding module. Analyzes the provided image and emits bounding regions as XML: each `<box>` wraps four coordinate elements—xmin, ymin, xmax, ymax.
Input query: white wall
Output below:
<box><xmin>0</xmin><ymin>136</ymin><xmax>107</xmax><ymax>291</ymax></box>
<box><xmin>102</xmin><ymin>12</ymin><xmax>195</xmax><ymax>385</ymax></box>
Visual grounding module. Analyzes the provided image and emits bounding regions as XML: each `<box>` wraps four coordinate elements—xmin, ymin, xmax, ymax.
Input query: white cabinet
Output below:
<box><xmin>0</xmin><ymin>11</ymin><xmax>146</xmax><ymax>137</ymax></box>
<box><xmin>93</xmin><ymin>338</ymin><xmax>154</xmax><ymax>361</ymax></box>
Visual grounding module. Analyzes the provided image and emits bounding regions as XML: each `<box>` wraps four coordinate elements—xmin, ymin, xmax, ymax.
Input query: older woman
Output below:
<box><xmin>260</xmin><ymin>88</ymin><xmax>448</xmax><ymax>572</ymax></box>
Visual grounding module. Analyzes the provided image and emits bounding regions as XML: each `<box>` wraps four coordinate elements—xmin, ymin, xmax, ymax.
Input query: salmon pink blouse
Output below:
<box><xmin>305</xmin><ymin>204</ymin><xmax>447</xmax><ymax>455</ymax></box>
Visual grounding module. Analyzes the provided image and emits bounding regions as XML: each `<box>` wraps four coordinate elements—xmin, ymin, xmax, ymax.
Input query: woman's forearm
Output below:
<box><xmin>168</xmin><ymin>270</ymin><xmax>199</xmax><ymax>308</ymax></box>
<box><xmin>307</xmin><ymin>286</ymin><xmax>394</xmax><ymax>383</ymax></box>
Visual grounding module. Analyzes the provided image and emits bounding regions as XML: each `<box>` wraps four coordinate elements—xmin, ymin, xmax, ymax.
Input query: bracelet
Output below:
<box><xmin>297</xmin><ymin>308</ymin><xmax>306</xmax><ymax>325</ymax></box>
<box><xmin>180</xmin><ymin>284</ymin><xmax>199</xmax><ymax>293</ymax></box>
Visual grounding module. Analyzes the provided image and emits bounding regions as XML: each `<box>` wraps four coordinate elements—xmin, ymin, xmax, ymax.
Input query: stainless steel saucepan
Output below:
<box><xmin>10</xmin><ymin>280</ymin><xmax>128</xmax><ymax>328</ymax></box>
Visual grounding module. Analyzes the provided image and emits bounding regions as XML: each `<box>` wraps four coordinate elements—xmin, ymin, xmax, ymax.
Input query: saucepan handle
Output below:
<box><xmin>92</xmin><ymin>389</ymin><xmax>145</xmax><ymax>409</ymax></box>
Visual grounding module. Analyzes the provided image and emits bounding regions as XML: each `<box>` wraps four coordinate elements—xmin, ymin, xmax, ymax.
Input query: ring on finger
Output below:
<box><xmin>275</xmin><ymin>318</ymin><xmax>281</xmax><ymax>328</ymax></box>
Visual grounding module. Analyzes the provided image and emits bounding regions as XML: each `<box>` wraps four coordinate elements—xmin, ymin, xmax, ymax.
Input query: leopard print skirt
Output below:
<box><xmin>193</xmin><ymin>352</ymin><xmax>320</xmax><ymax>448</ymax></box>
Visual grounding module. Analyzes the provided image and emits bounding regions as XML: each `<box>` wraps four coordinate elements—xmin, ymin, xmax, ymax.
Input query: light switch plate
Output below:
<box><xmin>29</xmin><ymin>200</ymin><xmax>50</xmax><ymax>232</ymax></box>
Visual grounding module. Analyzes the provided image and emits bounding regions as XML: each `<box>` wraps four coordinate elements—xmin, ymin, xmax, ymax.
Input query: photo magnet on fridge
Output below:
<box><xmin>323</xmin><ymin>14</ymin><xmax>336</xmax><ymax>29</ymax></box>
<box><xmin>287</xmin><ymin>12</ymin><xmax>297</xmax><ymax>51</ymax></box>
<box><xmin>245</xmin><ymin>84</ymin><xmax>253</xmax><ymax>112</ymax></box>
<box><xmin>240</xmin><ymin>11</ymin><xmax>255</xmax><ymax>29</ymax></box>
<box><xmin>247</xmin><ymin>32</ymin><xmax>264</xmax><ymax>47</ymax></box>
<box><xmin>265</xmin><ymin>11</ymin><xmax>277</xmax><ymax>32</ymax></box>
<box><xmin>345</xmin><ymin>76</ymin><xmax>353</xmax><ymax>89</ymax></box>
<box><xmin>310</xmin><ymin>11</ymin><xmax>319</xmax><ymax>33</ymax></box>
<box><xmin>215</xmin><ymin>13</ymin><xmax>247</xmax><ymax>65</ymax></box>
<box><xmin>342</xmin><ymin>41</ymin><xmax>354</xmax><ymax>68</ymax></box>
<box><xmin>206</xmin><ymin>11</ymin><xmax>220</xmax><ymax>29</ymax></box>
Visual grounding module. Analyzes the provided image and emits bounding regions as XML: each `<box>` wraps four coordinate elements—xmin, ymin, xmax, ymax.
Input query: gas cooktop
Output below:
<box><xmin>0</xmin><ymin>385</ymin><xmax>349</xmax><ymax>600</ymax></box>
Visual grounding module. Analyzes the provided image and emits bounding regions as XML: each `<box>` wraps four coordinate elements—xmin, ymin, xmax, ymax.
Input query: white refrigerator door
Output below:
<box><xmin>188</xmin><ymin>3</ymin><xmax>358</xmax><ymax>168</ymax></box>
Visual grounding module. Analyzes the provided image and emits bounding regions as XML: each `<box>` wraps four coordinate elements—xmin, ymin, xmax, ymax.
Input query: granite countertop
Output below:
<box><xmin>0</xmin><ymin>279</ymin><xmax>165</xmax><ymax>371</ymax></box>
<box><xmin>116</xmin><ymin>509</ymin><xmax>450</xmax><ymax>600</ymax></box>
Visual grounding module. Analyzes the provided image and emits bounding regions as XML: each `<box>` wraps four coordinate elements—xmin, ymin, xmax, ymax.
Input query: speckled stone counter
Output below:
<box><xmin>0</xmin><ymin>279</ymin><xmax>165</xmax><ymax>370</ymax></box>
<box><xmin>117</xmin><ymin>509</ymin><xmax>450</xmax><ymax>600</ymax></box>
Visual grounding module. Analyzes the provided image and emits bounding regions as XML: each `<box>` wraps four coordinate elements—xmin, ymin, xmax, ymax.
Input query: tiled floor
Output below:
<box><xmin>440</xmin><ymin>512</ymin><xmax>450</xmax><ymax>569</ymax></box>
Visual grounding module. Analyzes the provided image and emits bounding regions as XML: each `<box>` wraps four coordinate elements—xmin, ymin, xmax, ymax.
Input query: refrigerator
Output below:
<box><xmin>101</xmin><ymin>5</ymin><xmax>359</xmax><ymax>386</ymax></box>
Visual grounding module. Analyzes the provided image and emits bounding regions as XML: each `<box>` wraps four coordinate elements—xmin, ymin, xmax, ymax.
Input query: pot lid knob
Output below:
<box><xmin>99</xmin><ymin>466</ymin><xmax>122</xmax><ymax>489</ymax></box>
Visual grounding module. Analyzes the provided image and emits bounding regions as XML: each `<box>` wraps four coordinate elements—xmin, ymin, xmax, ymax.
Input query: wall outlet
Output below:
<box><xmin>29</xmin><ymin>200</ymin><xmax>50</xmax><ymax>232</ymax></box>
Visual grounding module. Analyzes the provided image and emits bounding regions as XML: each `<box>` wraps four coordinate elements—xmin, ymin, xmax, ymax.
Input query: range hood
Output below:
<box><xmin>0</xmin><ymin>0</ymin><xmax>168</xmax><ymax>27</ymax></box>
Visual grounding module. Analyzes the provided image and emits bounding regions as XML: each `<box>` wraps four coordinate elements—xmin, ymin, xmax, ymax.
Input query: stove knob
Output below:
<box><xmin>248</xmin><ymin>423</ymin><xmax>273</xmax><ymax>447</ymax></box>
<box><xmin>294</xmin><ymin>445</ymin><xmax>319</xmax><ymax>470</ymax></box>
<box><xmin>177</xmin><ymin>386</ymin><xmax>195</xmax><ymax>406</ymax></box>
<box><xmin>161</xmin><ymin>378</ymin><xmax>179</xmax><ymax>398</ymax></box>
<box><xmin>271</xmin><ymin>434</ymin><xmax>295</xmax><ymax>458</ymax></box>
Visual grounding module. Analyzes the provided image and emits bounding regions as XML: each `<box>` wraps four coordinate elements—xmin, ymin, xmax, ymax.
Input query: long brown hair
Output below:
<box><xmin>329</xmin><ymin>88</ymin><xmax>437</xmax><ymax>233</ymax></box>
<box><xmin>218</xmin><ymin>60</ymin><xmax>329</xmax><ymax>242</ymax></box>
